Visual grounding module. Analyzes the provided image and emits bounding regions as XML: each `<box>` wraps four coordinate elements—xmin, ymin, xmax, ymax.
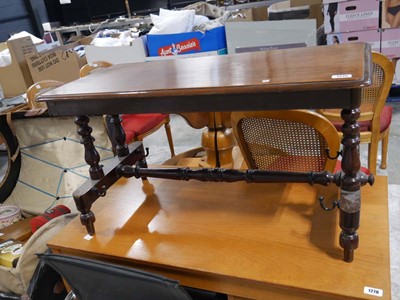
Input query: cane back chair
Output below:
<box><xmin>231</xmin><ymin>109</ymin><xmax>340</xmax><ymax>172</ymax></box>
<box><xmin>317</xmin><ymin>52</ymin><xmax>394</xmax><ymax>175</ymax></box>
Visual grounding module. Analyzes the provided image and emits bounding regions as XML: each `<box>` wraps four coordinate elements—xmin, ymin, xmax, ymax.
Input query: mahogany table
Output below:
<box><xmin>38</xmin><ymin>42</ymin><xmax>373</xmax><ymax>262</ymax></box>
<box><xmin>47</xmin><ymin>176</ymin><xmax>391</xmax><ymax>299</ymax></box>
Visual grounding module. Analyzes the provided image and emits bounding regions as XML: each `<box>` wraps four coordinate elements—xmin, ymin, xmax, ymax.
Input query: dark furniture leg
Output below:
<box><xmin>74</xmin><ymin>116</ymin><xmax>104</xmax><ymax>180</ymax></box>
<box><xmin>109</xmin><ymin>114</ymin><xmax>129</xmax><ymax>157</ymax></box>
<box><xmin>108</xmin><ymin>114</ymin><xmax>148</xmax><ymax>179</ymax></box>
<box><xmin>339</xmin><ymin>104</ymin><xmax>362</xmax><ymax>262</ymax></box>
<box><xmin>74</xmin><ymin>114</ymin><xmax>147</xmax><ymax>235</ymax></box>
<box><xmin>74</xmin><ymin>115</ymin><xmax>104</xmax><ymax>234</ymax></box>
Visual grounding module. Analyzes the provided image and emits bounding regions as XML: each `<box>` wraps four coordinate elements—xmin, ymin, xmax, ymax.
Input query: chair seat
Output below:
<box><xmin>122</xmin><ymin>114</ymin><xmax>168</xmax><ymax>143</ymax></box>
<box><xmin>332</xmin><ymin>106</ymin><xmax>392</xmax><ymax>133</ymax></box>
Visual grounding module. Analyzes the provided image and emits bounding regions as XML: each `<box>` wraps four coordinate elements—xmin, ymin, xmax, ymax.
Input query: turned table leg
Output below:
<box><xmin>200</xmin><ymin>112</ymin><xmax>235</xmax><ymax>168</ymax></box>
<box><xmin>108</xmin><ymin>114</ymin><xmax>149</xmax><ymax>179</ymax></box>
<box><xmin>339</xmin><ymin>105</ymin><xmax>362</xmax><ymax>262</ymax></box>
<box><xmin>75</xmin><ymin>116</ymin><xmax>104</xmax><ymax>179</ymax></box>
<box><xmin>109</xmin><ymin>114</ymin><xmax>129</xmax><ymax>157</ymax></box>
<box><xmin>74</xmin><ymin>115</ymin><xmax>104</xmax><ymax>234</ymax></box>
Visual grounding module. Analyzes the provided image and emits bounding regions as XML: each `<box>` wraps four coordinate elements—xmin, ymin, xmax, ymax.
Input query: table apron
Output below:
<box><xmin>46</xmin><ymin>88</ymin><xmax>359</xmax><ymax>116</ymax></box>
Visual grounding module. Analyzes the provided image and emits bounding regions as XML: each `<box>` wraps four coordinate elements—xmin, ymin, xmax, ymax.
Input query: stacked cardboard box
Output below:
<box><xmin>0</xmin><ymin>37</ymin><xmax>35</xmax><ymax>98</ymax></box>
<box><xmin>268</xmin><ymin>0</ymin><xmax>324</xmax><ymax>28</ymax></box>
<box><xmin>381</xmin><ymin>0</ymin><xmax>400</xmax><ymax>59</ymax></box>
<box><xmin>324</xmin><ymin>0</ymin><xmax>400</xmax><ymax>60</ymax></box>
<box><xmin>324</xmin><ymin>0</ymin><xmax>380</xmax><ymax>52</ymax></box>
<box><xmin>0</xmin><ymin>36</ymin><xmax>92</xmax><ymax>99</ymax></box>
<box><xmin>25</xmin><ymin>37</ymin><xmax>92</xmax><ymax>83</ymax></box>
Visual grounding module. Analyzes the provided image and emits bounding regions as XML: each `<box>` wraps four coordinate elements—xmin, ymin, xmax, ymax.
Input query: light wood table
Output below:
<box><xmin>48</xmin><ymin>176</ymin><xmax>391</xmax><ymax>300</ymax></box>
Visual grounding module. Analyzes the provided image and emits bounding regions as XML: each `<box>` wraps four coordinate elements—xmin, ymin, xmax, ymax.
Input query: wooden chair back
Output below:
<box><xmin>317</xmin><ymin>52</ymin><xmax>394</xmax><ymax>124</ymax></box>
<box><xmin>26</xmin><ymin>80</ymin><xmax>64</xmax><ymax>109</ymax></box>
<box><xmin>79</xmin><ymin>61</ymin><xmax>113</xmax><ymax>78</ymax></box>
<box><xmin>231</xmin><ymin>110</ymin><xmax>340</xmax><ymax>172</ymax></box>
<box><xmin>316</xmin><ymin>52</ymin><xmax>395</xmax><ymax>174</ymax></box>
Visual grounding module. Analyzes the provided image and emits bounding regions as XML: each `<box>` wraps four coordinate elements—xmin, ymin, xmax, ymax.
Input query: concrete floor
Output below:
<box><xmin>387</xmin><ymin>102</ymin><xmax>400</xmax><ymax>185</ymax></box>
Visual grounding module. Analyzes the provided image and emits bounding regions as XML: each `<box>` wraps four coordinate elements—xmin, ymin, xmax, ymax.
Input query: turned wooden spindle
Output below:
<box><xmin>109</xmin><ymin>114</ymin><xmax>129</xmax><ymax>157</ymax></box>
<box><xmin>338</xmin><ymin>106</ymin><xmax>362</xmax><ymax>262</ymax></box>
<box><xmin>74</xmin><ymin>115</ymin><xmax>104</xmax><ymax>180</ymax></box>
<box><xmin>79</xmin><ymin>206</ymin><xmax>96</xmax><ymax>235</ymax></box>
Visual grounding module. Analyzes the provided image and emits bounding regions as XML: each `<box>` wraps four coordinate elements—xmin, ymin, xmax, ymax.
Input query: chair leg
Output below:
<box><xmin>368</xmin><ymin>140</ymin><xmax>378</xmax><ymax>175</ymax></box>
<box><xmin>164</xmin><ymin>116</ymin><xmax>175</xmax><ymax>157</ymax></box>
<box><xmin>380</xmin><ymin>129</ymin><xmax>390</xmax><ymax>169</ymax></box>
<box><xmin>134</xmin><ymin>136</ymin><xmax>148</xmax><ymax>181</ymax></box>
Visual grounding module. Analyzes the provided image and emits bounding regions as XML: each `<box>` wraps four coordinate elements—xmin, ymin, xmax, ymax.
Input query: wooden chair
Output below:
<box><xmin>26</xmin><ymin>80</ymin><xmax>64</xmax><ymax>109</ymax></box>
<box><xmin>79</xmin><ymin>61</ymin><xmax>113</xmax><ymax>77</ymax></box>
<box><xmin>231</xmin><ymin>110</ymin><xmax>340</xmax><ymax>172</ymax></box>
<box><xmin>80</xmin><ymin>61</ymin><xmax>175</xmax><ymax>157</ymax></box>
<box><xmin>317</xmin><ymin>52</ymin><xmax>394</xmax><ymax>175</ymax></box>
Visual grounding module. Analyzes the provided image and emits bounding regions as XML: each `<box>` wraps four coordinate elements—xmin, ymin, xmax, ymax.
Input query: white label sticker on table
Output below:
<box><xmin>332</xmin><ymin>74</ymin><xmax>353</xmax><ymax>79</ymax></box>
<box><xmin>84</xmin><ymin>234</ymin><xmax>93</xmax><ymax>240</ymax></box>
<box><xmin>59</xmin><ymin>0</ymin><xmax>71</xmax><ymax>4</ymax></box>
<box><xmin>364</xmin><ymin>286</ymin><xmax>383</xmax><ymax>297</ymax></box>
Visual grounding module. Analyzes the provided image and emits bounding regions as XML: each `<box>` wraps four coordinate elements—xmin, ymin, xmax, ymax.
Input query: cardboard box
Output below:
<box><xmin>327</xmin><ymin>30</ymin><xmax>380</xmax><ymax>52</ymax></box>
<box><xmin>25</xmin><ymin>43</ymin><xmax>87</xmax><ymax>84</ymax></box>
<box><xmin>147</xmin><ymin>26</ymin><xmax>227</xmax><ymax>57</ymax></box>
<box><xmin>225</xmin><ymin>19</ymin><xmax>316</xmax><ymax>54</ymax></box>
<box><xmin>228</xmin><ymin>7</ymin><xmax>268</xmax><ymax>22</ymax></box>
<box><xmin>381</xmin><ymin>28</ymin><xmax>400</xmax><ymax>59</ymax></box>
<box><xmin>85</xmin><ymin>36</ymin><xmax>148</xmax><ymax>65</ymax></box>
<box><xmin>291</xmin><ymin>0</ymin><xmax>324</xmax><ymax>28</ymax></box>
<box><xmin>145</xmin><ymin>50</ymin><xmax>219</xmax><ymax>62</ymax></box>
<box><xmin>0</xmin><ymin>37</ymin><xmax>35</xmax><ymax>97</ymax></box>
<box><xmin>324</xmin><ymin>0</ymin><xmax>380</xmax><ymax>34</ymax></box>
<box><xmin>267</xmin><ymin>0</ymin><xmax>323</xmax><ymax>27</ymax></box>
<box><xmin>268</xmin><ymin>5</ymin><xmax>312</xmax><ymax>21</ymax></box>
<box><xmin>322</xmin><ymin>0</ymin><xmax>346</xmax><ymax>3</ymax></box>
<box><xmin>395</xmin><ymin>59</ymin><xmax>400</xmax><ymax>85</ymax></box>
<box><xmin>381</xmin><ymin>0</ymin><xmax>400</xmax><ymax>29</ymax></box>
<box><xmin>24</xmin><ymin>37</ymin><xmax>91</xmax><ymax>84</ymax></box>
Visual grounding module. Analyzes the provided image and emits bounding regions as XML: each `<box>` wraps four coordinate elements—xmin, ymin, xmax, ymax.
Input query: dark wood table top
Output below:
<box><xmin>38</xmin><ymin>43</ymin><xmax>371</xmax><ymax>116</ymax></box>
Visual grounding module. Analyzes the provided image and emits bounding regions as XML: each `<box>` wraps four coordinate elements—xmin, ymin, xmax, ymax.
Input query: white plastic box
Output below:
<box><xmin>84</xmin><ymin>36</ymin><xmax>148</xmax><ymax>65</ymax></box>
<box><xmin>225</xmin><ymin>19</ymin><xmax>316</xmax><ymax>54</ymax></box>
